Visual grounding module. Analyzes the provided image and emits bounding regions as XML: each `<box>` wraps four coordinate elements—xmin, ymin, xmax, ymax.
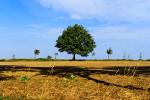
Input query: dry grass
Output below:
<box><xmin>0</xmin><ymin>61</ymin><xmax>150</xmax><ymax>100</ymax></box>
<box><xmin>0</xmin><ymin>60</ymin><xmax>150</xmax><ymax>67</ymax></box>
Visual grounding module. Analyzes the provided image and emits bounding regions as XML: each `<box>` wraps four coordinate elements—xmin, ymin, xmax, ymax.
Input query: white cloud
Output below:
<box><xmin>46</xmin><ymin>28</ymin><xmax>63</xmax><ymax>39</ymax></box>
<box><xmin>29</xmin><ymin>24</ymin><xmax>40</xmax><ymax>29</ymax></box>
<box><xmin>70</xmin><ymin>14</ymin><xmax>82</xmax><ymax>20</ymax></box>
<box><xmin>90</xmin><ymin>25</ymin><xmax>150</xmax><ymax>41</ymax></box>
<box><xmin>25</xmin><ymin>23</ymin><xmax>63</xmax><ymax>40</ymax></box>
<box><xmin>29</xmin><ymin>25</ymin><xmax>64</xmax><ymax>40</ymax></box>
<box><xmin>28</xmin><ymin>0</ymin><xmax>150</xmax><ymax>44</ymax></box>
<box><xmin>35</xmin><ymin>0</ymin><xmax>150</xmax><ymax>42</ymax></box>
<box><xmin>36</xmin><ymin>0</ymin><xmax>150</xmax><ymax>21</ymax></box>
<box><xmin>27</xmin><ymin>23</ymin><xmax>150</xmax><ymax>43</ymax></box>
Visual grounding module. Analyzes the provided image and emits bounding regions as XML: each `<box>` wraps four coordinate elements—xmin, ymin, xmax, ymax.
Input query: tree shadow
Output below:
<box><xmin>101</xmin><ymin>66</ymin><xmax>150</xmax><ymax>76</ymax></box>
<box><xmin>38</xmin><ymin>66</ymin><xmax>150</xmax><ymax>77</ymax></box>
<box><xmin>0</xmin><ymin>74</ymin><xmax>16</xmax><ymax>81</ymax></box>
<box><xmin>0</xmin><ymin>65</ymin><xmax>34</xmax><ymax>81</ymax></box>
<box><xmin>0</xmin><ymin>65</ymin><xmax>149</xmax><ymax>91</ymax></box>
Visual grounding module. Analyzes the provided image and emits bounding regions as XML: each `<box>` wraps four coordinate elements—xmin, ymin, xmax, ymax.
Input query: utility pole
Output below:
<box><xmin>12</xmin><ymin>54</ymin><xmax>15</xmax><ymax>60</ymax></box>
<box><xmin>127</xmin><ymin>55</ymin><xmax>130</xmax><ymax>60</ymax></box>
<box><xmin>54</xmin><ymin>53</ymin><xmax>58</xmax><ymax>59</ymax></box>
<box><xmin>123</xmin><ymin>51</ymin><xmax>126</xmax><ymax>60</ymax></box>
<box><xmin>139</xmin><ymin>52</ymin><xmax>142</xmax><ymax>60</ymax></box>
<box><xmin>92</xmin><ymin>52</ymin><xmax>95</xmax><ymax>59</ymax></box>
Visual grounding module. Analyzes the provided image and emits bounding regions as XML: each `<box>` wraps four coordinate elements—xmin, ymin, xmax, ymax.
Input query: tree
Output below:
<box><xmin>106</xmin><ymin>48</ymin><xmax>112</xmax><ymax>59</ymax></box>
<box><xmin>55</xmin><ymin>24</ymin><xmax>96</xmax><ymax>60</ymax></box>
<box><xmin>34</xmin><ymin>49</ymin><xmax>40</xmax><ymax>59</ymax></box>
<box><xmin>54</xmin><ymin>53</ymin><xmax>58</xmax><ymax>59</ymax></box>
<box><xmin>47</xmin><ymin>55</ymin><xmax>52</xmax><ymax>60</ymax></box>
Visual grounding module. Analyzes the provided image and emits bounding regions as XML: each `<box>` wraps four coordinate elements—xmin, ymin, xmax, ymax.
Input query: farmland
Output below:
<box><xmin>0</xmin><ymin>61</ymin><xmax>150</xmax><ymax>100</ymax></box>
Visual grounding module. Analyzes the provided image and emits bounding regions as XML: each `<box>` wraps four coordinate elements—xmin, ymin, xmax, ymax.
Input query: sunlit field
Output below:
<box><xmin>1</xmin><ymin>60</ymin><xmax>150</xmax><ymax>67</ymax></box>
<box><xmin>0</xmin><ymin>61</ymin><xmax>150</xmax><ymax>100</ymax></box>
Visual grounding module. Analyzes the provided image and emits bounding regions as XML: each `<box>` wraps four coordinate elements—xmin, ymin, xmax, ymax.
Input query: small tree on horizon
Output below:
<box><xmin>54</xmin><ymin>53</ymin><xmax>58</xmax><ymax>59</ymax></box>
<box><xmin>106</xmin><ymin>48</ymin><xmax>113</xmax><ymax>59</ymax></box>
<box><xmin>34</xmin><ymin>49</ymin><xmax>40</xmax><ymax>59</ymax></box>
<box><xmin>47</xmin><ymin>55</ymin><xmax>52</xmax><ymax>60</ymax></box>
<box><xmin>55</xmin><ymin>24</ymin><xmax>96</xmax><ymax>60</ymax></box>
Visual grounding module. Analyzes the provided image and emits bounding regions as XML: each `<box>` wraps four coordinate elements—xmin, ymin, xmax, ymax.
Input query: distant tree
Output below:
<box><xmin>47</xmin><ymin>55</ymin><xmax>52</xmax><ymax>60</ymax></box>
<box><xmin>106</xmin><ymin>48</ymin><xmax>113</xmax><ymax>59</ymax></box>
<box><xmin>34</xmin><ymin>49</ymin><xmax>40</xmax><ymax>59</ymax></box>
<box><xmin>54</xmin><ymin>53</ymin><xmax>58</xmax><ymax>59</ymax></box>
<box><xmin>55</xmin><ymin>24</ymin><xmax>96</xmax><ymax>60</ymax></box>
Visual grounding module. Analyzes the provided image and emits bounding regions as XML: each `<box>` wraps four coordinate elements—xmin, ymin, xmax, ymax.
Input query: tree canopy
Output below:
<box><xmin>55</xmin><ymin>24</ymin><xmax>96</xmax><ymax>60</ymax></box>
<box><xmin>106</xmin><ymin>48</ymin><xmax>113</xmax><ymax>59</ymax></box>
<box><xmin>34</xmin><ymin>49</ymin><xmax>40</xmax><ymax>58</ymax></box>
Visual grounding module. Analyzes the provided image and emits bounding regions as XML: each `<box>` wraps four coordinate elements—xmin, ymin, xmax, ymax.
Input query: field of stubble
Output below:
<box><xmin>0</xmin><ymin>61</ymin><xmax>150</xmax><ymax>100</ymax></box>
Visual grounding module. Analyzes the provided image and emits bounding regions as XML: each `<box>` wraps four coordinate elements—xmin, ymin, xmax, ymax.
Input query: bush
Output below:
<box><xmin>0</xmin><ymin>96</ymin><xmax>11</xmax><ymax>100</ymax></box>
<box><xmin>0</xmin><ymin>59</ymin><xmax>6</xmax><ymax>62</ymax></box>
<box><xmin>20</xmin><ymin>76</ymin><xmax>30</xmax><ymax>82</ymax></box>
<box><xmin>64</xmin><ymin>73</ymin><xmax>76</xmax><ymax>80</ymax></box>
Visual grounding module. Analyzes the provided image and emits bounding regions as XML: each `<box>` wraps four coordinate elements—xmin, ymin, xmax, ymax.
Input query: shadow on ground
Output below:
<box><xmin>0</xmin><ymin>65</ymin><xmax>149</xmax><ymax>91</ymax></box>
<box><xmin>0</xmin><ymin>74</ymin><xmax>16</xmax><ymax>81</ymax></box>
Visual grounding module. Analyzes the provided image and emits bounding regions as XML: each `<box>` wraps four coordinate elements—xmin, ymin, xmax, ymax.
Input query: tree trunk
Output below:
<box><xmin>108</xmin><ymin>54</ymin><xmax>109</xmax><ymax>59</ymax></box>
<box><xmin>34</xmin><ymin>55</ymin><xmax>36</xmax><ymax>59</ymax></box>
<box><xmin>72</xmin><ymin>54</ymin><xmax>76</xmax><ymax>60</ymax></box>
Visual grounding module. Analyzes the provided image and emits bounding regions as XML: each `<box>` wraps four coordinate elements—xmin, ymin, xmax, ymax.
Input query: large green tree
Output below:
<box><xmin>55</xmin><ymin>24</ymin><xmax>96</xmax><ymax>60</ymax></box>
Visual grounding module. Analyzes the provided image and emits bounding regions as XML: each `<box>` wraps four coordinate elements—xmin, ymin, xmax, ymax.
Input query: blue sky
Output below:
<box><xmin>0</xmin><ymin>0</ymin><xmax>150</xmax><ymax>59</ymax></box>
